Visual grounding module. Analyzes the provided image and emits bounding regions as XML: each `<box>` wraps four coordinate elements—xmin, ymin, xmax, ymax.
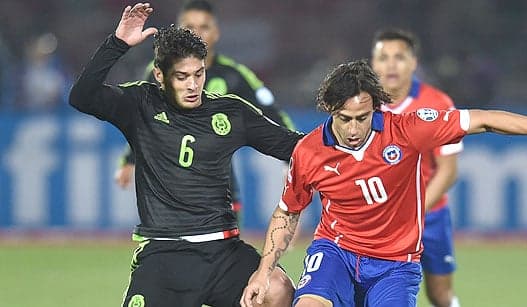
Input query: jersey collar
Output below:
<box><xmin>322</xmin><ymin>110</ymin><xmax>384</xmax><ymax>147</ymax></box>
<box><xmin>408</xmin><ymin>78</ymin><xmax>421</xmax><ymax>98</ymax></box>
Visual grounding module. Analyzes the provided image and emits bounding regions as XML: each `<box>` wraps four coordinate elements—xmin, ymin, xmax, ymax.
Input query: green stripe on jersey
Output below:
<box><xmin>119</xmin><ymin>80</ymin><xmax>152</xmax><ymax>88</ymax></box>
<box><xmin>205</xmin><ymin>90</ymin><xmax>263</xmax><ymax>115</ymax></box>
<box><xmin>216</xmin><ymin>54</ymin><xmax>264</xmax><ymax>90</ymax></box>
<box><xmin>279</xmin><ymin>110</ymin><xmax>297</xmax><ymax>130</ymax></box>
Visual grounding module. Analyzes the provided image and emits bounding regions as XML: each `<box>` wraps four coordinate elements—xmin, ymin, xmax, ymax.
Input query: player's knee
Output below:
<box><xmin>265</xmin><ymin>269</ymin><xmax>295</xmax><ymax>306</ymax></box>
<box><xmin>295</xmin><ymin>295</ymin><xmax>332</xmax><ymax>307</ymax></box>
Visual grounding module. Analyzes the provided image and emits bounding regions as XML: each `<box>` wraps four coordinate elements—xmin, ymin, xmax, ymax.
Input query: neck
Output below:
<box><xmin>205</xmin><ymin>49</ymin><xmax>215</xmax><ymax>68</ymax></box>
<box><xmin>387</xmin><ymin>81</ymin><xmax>412</xmax><ymax>103</ymax></box>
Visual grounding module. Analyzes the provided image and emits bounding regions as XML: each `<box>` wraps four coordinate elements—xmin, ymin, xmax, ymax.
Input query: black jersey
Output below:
<box><xmin>69</xmin><ymin>34</ymin><xmax>303</xmax><ymax>238</ymax></box>
<box><xmin>143</xmin><ymin>54</ymin><xmax>295</xmax><ymax>130</ymax></box>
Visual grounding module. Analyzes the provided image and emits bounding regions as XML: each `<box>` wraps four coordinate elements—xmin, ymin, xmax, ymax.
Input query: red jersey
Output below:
<box><xmin>280</xmin><ymin>109</ymin><xmax>469</xmax><ymax>261</ymax></box>
<box><xmin>381</xmin><ymin>80</ymin><xmax>463</xmax><ymax>211</ymax></box>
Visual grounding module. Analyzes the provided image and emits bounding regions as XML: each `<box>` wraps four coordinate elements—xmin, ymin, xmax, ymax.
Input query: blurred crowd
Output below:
<box><xmin>1</xmin><ymin>0</ymin><xmax>527</xmax><ymax>111</ymax></box>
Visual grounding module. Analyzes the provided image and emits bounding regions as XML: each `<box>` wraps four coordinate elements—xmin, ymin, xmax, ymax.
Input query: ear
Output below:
<box><xmin>153</xmin><ymin>67</ymin><xmax>164</xmax><ymax>88</ymax></box>
<box><xmin>410</xmin><ymin>56</ymin><xmax>418</xmax><ymax>72</ymax></box>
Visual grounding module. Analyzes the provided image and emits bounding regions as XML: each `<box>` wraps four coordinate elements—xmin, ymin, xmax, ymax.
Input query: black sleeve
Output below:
<box><xmin>118</xmin><ymin>144</ymin><xmax>135</xmax><ymax>167</ymax></box>
<box><xmin>242</xmin><ymin>104</ymin><xmax>304</xmax><ymax>161</ymax></box>
<box><xmin>69</xmin><ymin>34</ymin><xmax>143</xmax><ymax>136</ymax></box>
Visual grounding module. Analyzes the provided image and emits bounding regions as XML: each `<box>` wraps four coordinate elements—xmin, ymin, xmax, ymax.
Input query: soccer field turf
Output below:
<box><xmin>1</xmin><ymin>238</ymin><xmax>525</xmax><ymax>307</ymax></box>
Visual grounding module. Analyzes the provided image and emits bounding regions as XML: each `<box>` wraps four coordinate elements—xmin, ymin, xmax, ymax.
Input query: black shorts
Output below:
<box><xmin>122</xmin><ymin>237</ymin><xmax>261</xmax><ymax>307</ymax></box>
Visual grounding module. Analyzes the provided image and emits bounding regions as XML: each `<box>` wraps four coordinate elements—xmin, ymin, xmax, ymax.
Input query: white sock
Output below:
<box><xmin>450</xmin><ymin>296</ymin><xmax>460</xmax><ymax>307</ymax></box>
<box><xmin>430</xmin><ymin>296</ymin><xmax>460</xmax><ymax>307</ymax></box>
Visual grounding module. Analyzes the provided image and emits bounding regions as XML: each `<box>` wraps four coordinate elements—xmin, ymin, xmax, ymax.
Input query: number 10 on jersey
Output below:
<box><xmin>355</xmin><ymin>177</ymin><xmax>388</xmax><ymax>205</ymax></box>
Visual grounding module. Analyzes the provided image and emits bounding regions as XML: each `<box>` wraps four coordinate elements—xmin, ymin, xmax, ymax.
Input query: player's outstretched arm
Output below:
<box><xmin>240</xmin><ymin>206</ymin><xmax>299</xmax><ymax>307</ymax></box>
<box><xmin>467</xmin><ymin>110</ymin><xmax>527</xmax><ymax>135</ymax></box>
<box><xmin>115</xmin><ymin>3</ymin><xmax>157</xmax><ymax>47</ymax></box>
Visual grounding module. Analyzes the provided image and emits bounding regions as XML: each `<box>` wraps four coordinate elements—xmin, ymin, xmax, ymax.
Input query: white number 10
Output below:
<box><xmin>355</xmin><ymin>177</ymin><xmax>388</xmax><ymax>205</ymax></box>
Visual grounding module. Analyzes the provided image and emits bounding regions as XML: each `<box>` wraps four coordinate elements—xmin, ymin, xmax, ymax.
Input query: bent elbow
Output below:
<box><xmin>68</xmin><ymin>83</ymin><xmax>90</xmax><ymax>113</ymax></box>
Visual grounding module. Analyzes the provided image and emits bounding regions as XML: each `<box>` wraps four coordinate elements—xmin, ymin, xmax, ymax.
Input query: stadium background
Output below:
<box><xmin>1</xmin><ymin>1</ymin><xmax>526</xmax><ymax>306</ymax></box>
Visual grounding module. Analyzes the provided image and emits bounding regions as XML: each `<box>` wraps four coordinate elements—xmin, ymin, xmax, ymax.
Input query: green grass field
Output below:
<box><xmin>1</xmin><ymin>238</ymin><xmax>526</xmax><ymax>307</ymax></box>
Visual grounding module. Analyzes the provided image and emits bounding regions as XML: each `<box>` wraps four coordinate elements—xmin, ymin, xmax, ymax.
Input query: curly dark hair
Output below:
<box><xmin>153</xmin><ymin>25</ymin><xmax>207</xmax><ymax>75</ymax></box>
<box><xmin>316</xmin><ymin>60</ymin><xmax>392</xmax><ymax>113</ymax></box>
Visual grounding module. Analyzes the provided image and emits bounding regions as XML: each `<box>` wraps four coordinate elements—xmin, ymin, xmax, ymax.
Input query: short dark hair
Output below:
<box><xmin>153</xmin><ymin>25</ymin><xmax>207</xmax><ymax>75</ymax></box>
<box><xmin>316</xmin><ymin>60</ymin><xmax>392</xmax><ymax>113</ymax></box>
<box><xmin>181</xmin><ymin>0</ymin><xmax>214</xmax><ymax>15</ymax></box>
<box><xmin>372</xmin><ymin>28</ymin><xmax>419</xmax><ymax>56</ymax></box>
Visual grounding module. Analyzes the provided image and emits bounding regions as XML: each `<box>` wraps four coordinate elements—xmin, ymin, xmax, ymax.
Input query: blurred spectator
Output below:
<box><xmin>0</xmin><ymin>33</ymin><xmax>15</xmax><ymax>109</ymax></box>
<box><xmin>0</xmin><ymin>0</ymin><xmax>526</xmax><ymax>110</ymax></box>
<box><xmin>17</xmin><ymin>33</ymin><xmax>69</xmax><ymax>111</ymax></box>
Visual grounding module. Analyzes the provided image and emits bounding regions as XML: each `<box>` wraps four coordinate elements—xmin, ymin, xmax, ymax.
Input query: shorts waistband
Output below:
<box><xmin>149</xmin><ymin>228</ymin><xmax>240</xmax><ymax>243</ymax></box>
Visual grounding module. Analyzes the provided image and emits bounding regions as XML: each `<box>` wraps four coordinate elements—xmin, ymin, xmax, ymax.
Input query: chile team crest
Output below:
<box><xmin>382</xmin><ymin>145</ymin><xmax>403</xmax><ymax>165</ymax></box>
<box><xmin>416</xmin><ymin>108</ymin><xmax>439</xmax><ymax>122</ymax></box>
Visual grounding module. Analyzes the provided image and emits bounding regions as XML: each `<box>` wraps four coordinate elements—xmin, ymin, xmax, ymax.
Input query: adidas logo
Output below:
<box><xmin>154</xmin><ymin>112</ymin><xmax>169</xmax><ymax>124</ymax></box>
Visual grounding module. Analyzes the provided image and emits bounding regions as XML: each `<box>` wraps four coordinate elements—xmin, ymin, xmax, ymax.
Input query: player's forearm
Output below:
<box><xmin>425</xmin><ymin>154</ymin><xmax>458</xmax><ymax>211</ymax></box>
<box><xmin>425</xmin><ymin>169</ymin><xmax>457</xmax><ymax>211</ymax></box>
<box><xmin>69</xmin><ymin>34</ymin><xmax>129</xmax><ymax>112</ymax></box>
<box><xmin>468</xmin><ymin>110</ymin><xmax>527</xmax><ymax>135</ymax></box>
<box><xmin>257</xmin><ymin>206</ymin><xmax>300</xmax><ymax>276</ymax></box>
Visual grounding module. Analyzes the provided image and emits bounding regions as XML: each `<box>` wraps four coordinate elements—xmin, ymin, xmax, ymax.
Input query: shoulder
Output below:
<box><xmin>418</xmin><ymin>83</ymin><xmax>455</xmax><ymax>108</ymax></box>
<box><xmin>118</xmin><ymin>80</ymin><xmax>159</xmax><ymax>97</ymax></box>
<box><xmin>118</xmin><ymin>80</ymin><xmax>157</xmax><ymax>90</ymax></box>
<box><xmin>215</xmin><ymin>54</ymin><xmax>264</xmax><ymax>90</ymax></box>
<box><xmin>294</xmin><ymin>126</ymin><xmax>324</xmax><ymax>154</ymax></box>
<box><xmin>204</xmin><ymin>90</ymin><xmax>263</xmax><ymax>115</ymax></box>
<box><xmin>118</xmin><ymin>80</ymin><xmax>163</xmax><ymax>105</ymax></box>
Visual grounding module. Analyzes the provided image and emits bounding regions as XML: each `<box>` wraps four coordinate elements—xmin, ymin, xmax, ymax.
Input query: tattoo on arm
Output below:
<box><xmin>262</xmin><ymin>212</ymin><xmax>300</xmax><ymax>274</ymax></box>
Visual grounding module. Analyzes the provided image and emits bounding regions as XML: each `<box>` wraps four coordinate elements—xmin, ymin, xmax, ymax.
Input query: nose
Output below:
<box><xmin>348</xmin><ymin>121</ymin><xmax>359</xmax><ymax>135</ymax></box>
<box><xmin>187</xmin><ymin>77</ymin><xmax>198</xmax><ymax>91</ymax></box>
<box><xmin>386</xmin><ymin>57</ymin><xmax>397</xmax><ymax>69</ymax></box>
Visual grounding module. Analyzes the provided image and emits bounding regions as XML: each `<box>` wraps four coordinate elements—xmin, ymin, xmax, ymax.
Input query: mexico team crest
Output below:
<box><xmin>382</xmin><ymin>145</ymin><xmax>402</xmax><ymax>165</ymax></box>
<box><xmin>128</xmin><ymin>294</ymin><xmax>145</xmax><ymax>307</ymax></box>
<box><xmin>211</xmin><ymin>113</ymin><xmax>231</xmax><ymax>136</ymax></box>
<box><xmin>416</xmin><ymin>108</ymin><xmax>439</xmax><ymax>122</ymax></box>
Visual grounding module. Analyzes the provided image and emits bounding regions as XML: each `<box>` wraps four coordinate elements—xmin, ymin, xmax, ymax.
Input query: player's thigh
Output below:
<box><xmin>365</xmin><ymin>262</ymin><xmax>421</xmax><ymax>307</ymax></box>
<box><xmin>294</xmin><ymin>239</ymin><xmax>355</xmax><ymax>307</ymax></box>
<box><xmin>123</xmin><ymin>241</ymin><xmax>209</xmax><ymax>307</ymax></box>
<box><xmin>422</xmin><ymin>207</ymin><xmax>456</xmax><ymax>274</ymax></box>
<box><xmin>205</xmin><ymin>238</ymin><xmax>262</xmax><ymax>307</ymax></box>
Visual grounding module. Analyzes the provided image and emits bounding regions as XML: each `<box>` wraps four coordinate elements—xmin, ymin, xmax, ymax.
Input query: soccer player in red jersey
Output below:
<box><xmin>372</xmin><ymin>28</ymin><xmax>461</xmax><ymax>307</ymax></box>
<box><xmin>241</xmin><ymin>60</ymin><xmax>527</xmax><ymax>307</ymax></box>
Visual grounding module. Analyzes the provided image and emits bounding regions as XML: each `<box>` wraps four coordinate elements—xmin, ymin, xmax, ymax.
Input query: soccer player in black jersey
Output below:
<box><xmin>69</xmin><ymin>3</ymin><xmax>300</xmax><ymax>306</ymax></box>
<box><xmin>115</xmin><ymin>0</ymin><xmax>295</xmax><ymax>216</ymax></box>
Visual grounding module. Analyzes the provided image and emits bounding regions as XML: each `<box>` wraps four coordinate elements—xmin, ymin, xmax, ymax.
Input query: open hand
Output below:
<box><xmin>115</xmin><ymin>3</ymin><xmax>157</xmax><ymax>46</ymax></box>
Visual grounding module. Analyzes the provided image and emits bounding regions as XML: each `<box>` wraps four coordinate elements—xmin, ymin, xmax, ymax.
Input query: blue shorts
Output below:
<box><xmin>421</xmin><ymin>206</ymin><xmax>456</xmax><ymax>274</ymax></box>
<box><xmin>294</xmin><ymin>239</ymin><xmax>422</xmax><ymax>307</ymax></box>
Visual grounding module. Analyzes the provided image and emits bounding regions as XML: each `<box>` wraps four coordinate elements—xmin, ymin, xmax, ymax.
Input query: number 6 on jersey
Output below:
<box><xmin>179</xmin><ymin>135</ymin><xmax>195</xmax><ymax>167</ymax></box>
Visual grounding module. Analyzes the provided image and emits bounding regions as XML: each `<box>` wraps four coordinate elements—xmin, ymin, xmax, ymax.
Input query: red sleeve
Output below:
<box><xmin>400</xmin><ymin>109</ymin><xmax>468</xmax><ymax>153</ymax></box>
<box><xmin>428</xmin><ymin>90</ymin><xmax>462</xmax><ymax>156</ymax></box>
<box><xmin>278</xmin><ymin>146</ymin><xmax>314</xmax><ymax>213</ymax></box>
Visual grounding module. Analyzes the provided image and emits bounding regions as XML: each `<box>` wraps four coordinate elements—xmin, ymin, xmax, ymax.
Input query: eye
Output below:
<box><xmin>174</xmin><ymin>72</ymin><xmax>187</xmax><ymax>80</ymax></box>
